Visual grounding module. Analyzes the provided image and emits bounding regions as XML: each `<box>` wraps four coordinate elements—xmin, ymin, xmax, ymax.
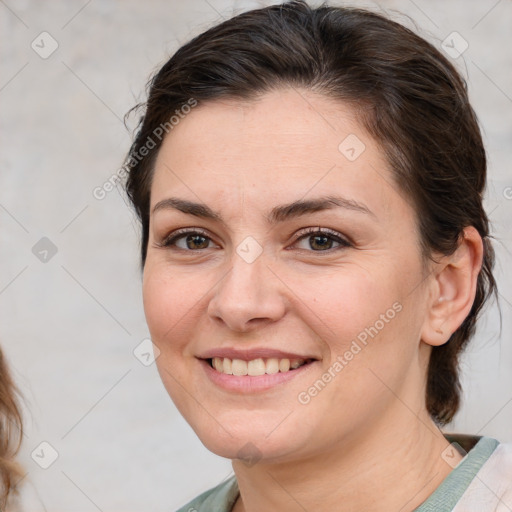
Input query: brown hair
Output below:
<box><xmin>0</xmin><ymin>347</ymin><xmax>23</xmax><ymax>508</ymax></box>
<box><xmin>123</xmin><ymin>0</ymin><xmax>497</xmax><ymax>425</ymax></box>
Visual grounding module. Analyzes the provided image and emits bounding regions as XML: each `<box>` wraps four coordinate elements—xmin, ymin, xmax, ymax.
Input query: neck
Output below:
<box><xmin>231</xmin><ymin>406</ymin><xmax>460</xmax><ymax>512</ymax></box>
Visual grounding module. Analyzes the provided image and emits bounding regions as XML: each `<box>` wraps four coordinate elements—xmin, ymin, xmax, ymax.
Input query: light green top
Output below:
<box><xmin>176</xmin><ymin>435</ymin><xmax>500</xmax><ymax>512</ymax></box>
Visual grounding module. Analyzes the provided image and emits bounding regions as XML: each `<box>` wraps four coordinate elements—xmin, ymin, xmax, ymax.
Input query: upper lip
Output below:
<box><xmin>197</xmin><ymin>347</ymin><xmax>319</xmax><ymax>361</ymax></box>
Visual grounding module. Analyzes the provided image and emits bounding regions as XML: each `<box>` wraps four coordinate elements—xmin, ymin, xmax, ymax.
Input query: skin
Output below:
<box><xmin>142</xmin><ymin>87</ymin><xmax>483</xmax><ymax>511</ymax></box>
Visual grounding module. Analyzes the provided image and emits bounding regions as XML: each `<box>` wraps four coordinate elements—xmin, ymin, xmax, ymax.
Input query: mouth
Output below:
<box><xmin>207</xmin><ymin>356</ymin><xmax>316</xmax><ymax>376</ymax></box>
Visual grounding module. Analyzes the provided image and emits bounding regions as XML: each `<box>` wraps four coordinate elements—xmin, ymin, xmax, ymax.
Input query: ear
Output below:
<box><xmin>421</xmin><ymin>226</ymin><xmax>484</xmax><ymax>347</ymax></box>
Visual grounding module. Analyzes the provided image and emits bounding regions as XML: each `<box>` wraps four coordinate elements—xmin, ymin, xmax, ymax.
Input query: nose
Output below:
<box><xmin>207</xmin><ymin>247</ymin><xmax>286</xmax><ymax>333</ymax></box>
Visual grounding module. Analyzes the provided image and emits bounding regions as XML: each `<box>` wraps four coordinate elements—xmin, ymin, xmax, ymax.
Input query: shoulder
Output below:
<box><xmin>175</xmin><ymin>476</ymin><xmax>239</xmax><ymax>512</ymax></box>
<box><xmin>453</xmin><ymin>439</ymin><xmax>512</xmax><ymax>512</ymax></box>
<box><xmin>416</xmin><ymin>435</ymin><xmax>511</xmax><ymax>512</ymax></box>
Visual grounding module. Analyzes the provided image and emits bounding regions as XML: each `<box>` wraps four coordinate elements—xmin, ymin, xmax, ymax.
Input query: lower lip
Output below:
<box><xmin>199</xmin><ymin>358</ymin><xmax>317</xmax><ymax>393</ymax></box>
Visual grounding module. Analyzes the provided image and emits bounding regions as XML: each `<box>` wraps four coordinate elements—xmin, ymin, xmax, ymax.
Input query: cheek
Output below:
<box><xmin>291</xmin><ymin>267</ymin><xmax>420</xmax><ymax>420</ymax></box>
<box><xmin>296</xmin><ymin>265</ymin><xmax>404</xmax><ymax>352</ymax></box>
<box><xmin>142</xmin><ymin>268</ymin><xmax>170</xmax><ymax>340</ymax></box>
<box><xmin>290</xmin><ymin>259</ymin><xmax>425</xmax><ymax>405</ymax></box>
<box><xmin>142</xmin><ymin>264</ymin><xmax>204</xmax><ymax>417</ymax></box>
<box><xmin>142</xmin><ymin>263</ymin><xmax>200</xmax><ymax>353</ymax></box>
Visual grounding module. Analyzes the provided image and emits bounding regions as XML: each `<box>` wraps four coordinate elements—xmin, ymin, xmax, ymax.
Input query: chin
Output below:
<box><xmin>201</xmin><ymin>435</ymin><xmax>297</xmax><ymax>465</ymax></box>
<box><xmin>190</xmin><ymin>414</ymin><xmax>309</xmax><ymax>465</ymax></box>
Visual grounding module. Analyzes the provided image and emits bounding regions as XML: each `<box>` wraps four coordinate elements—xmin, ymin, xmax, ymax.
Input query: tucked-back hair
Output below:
<box><xmin>123</xmin><ymin>0</ymin><xmax>497</xmax><ymax>425</ymax></box>
<box><xmin>0</xmin><ymin>347</ymin><xmax>23</xmax><ymax>508</ymax></box>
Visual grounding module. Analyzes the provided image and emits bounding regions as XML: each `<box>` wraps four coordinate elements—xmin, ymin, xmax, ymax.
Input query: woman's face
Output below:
<box><xmin>143</xmin><ymin>88</ymin><xmax>433</xmax><ymax>463</ymax></box>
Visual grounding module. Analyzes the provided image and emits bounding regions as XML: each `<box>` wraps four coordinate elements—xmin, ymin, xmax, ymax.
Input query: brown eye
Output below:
<box><xmin>181</xmin><ymin>234</ymin><xmax>211</xmax><ymax>250</ymax></box>
<box><xmin>293</xmin><ymin>228</ymin><xmax>351</xmax><ymax>252</ymax></box>
<box><xmin>160</xmin><ymin>229</ymin><xmax>216</xmax><ymax>251</ymax></box>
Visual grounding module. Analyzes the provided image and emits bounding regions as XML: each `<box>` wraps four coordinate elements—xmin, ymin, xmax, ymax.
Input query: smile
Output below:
<box><xmin>209</xmin><ymin>357</ymin><xmax>313</xmax><ymax>376</ymax></box>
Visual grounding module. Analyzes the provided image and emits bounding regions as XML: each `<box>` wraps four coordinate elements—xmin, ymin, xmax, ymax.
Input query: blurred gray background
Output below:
<box><xmin>1</xmin><ymin>0</ymin><xmax>511</xmax><ymax>510</ymax></box>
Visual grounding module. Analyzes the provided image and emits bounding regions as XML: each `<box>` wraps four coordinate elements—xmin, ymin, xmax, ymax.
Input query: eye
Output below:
<box><xmin>157</xmin><ymin>226</ymin><xmax>351</xmax><ymax>253</ymax></box>
<box><xmin>158</xmin><ymin>228</ymin><xmax>217</xmax><ymax>251</ymax></box>
<box><xmin>291</xmin><ymin>227</ymin><xmax>351</xmax><ymax>252</ymax></box>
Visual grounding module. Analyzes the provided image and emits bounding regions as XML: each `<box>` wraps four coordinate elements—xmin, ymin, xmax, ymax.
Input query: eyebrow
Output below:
<box><xmin>152</xmin><ymin>195</ymin><xmax>376</xmax><ymax>224</ymax></box>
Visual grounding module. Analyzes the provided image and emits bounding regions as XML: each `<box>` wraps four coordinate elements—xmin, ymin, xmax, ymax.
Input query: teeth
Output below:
<box><xmin>248</xmin><ymin>358</ymin><xmax>266</xmax><ymax>376</ymax></box>
<box><xmin>222</xmin><ymin>358</ymin><xmax>233</xmax><ymax>375</ymax></box>
<box><xmin>210</xmin><ymin>357</ymin><xmax>310</xmax><ymax>375</ymax></box>
<box><xmin>232</xmin><ymin>359</ymin><xmax>248</xmax><ymax>376</ymax></box>
<box><xmin>266</xmin><ymin>358</ymin><xmax>279</xmax><ymax>374</ymax></box>
<box><xmin>279</xmin><ymin>359</ymin><xmax>290</xmax><ymax>372</ymax></box>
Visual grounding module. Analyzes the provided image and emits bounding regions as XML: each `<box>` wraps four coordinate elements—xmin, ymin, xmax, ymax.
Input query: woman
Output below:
<box><xmin>123</xmin><ymin>1</ymin><xmax>511</xmax><ymax>510</ymax></box>
<box><xmin>0</xmin><ymin>347</ymin><xmax>23</xmax><ymax>511</ymax></box>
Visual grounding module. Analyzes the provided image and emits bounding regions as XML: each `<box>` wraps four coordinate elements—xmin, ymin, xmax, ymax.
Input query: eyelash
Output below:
<box><xmin>157</xmin><ymin>227</ymin><xmax>352</xmax><ymax>253</ymax></box>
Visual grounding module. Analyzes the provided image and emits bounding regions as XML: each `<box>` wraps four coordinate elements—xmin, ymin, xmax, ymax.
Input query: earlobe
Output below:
<box><xmin>421</xmin><ymin>226</ymin><xmax>484</xmax><ymax>347</ymax></box>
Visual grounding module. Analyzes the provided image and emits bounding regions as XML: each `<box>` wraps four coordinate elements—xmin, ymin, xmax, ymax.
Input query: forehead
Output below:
<box><xmin>150</xmin><ymin>88</ymin><xmax>401</xmax><ymax>221</ymax></box>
